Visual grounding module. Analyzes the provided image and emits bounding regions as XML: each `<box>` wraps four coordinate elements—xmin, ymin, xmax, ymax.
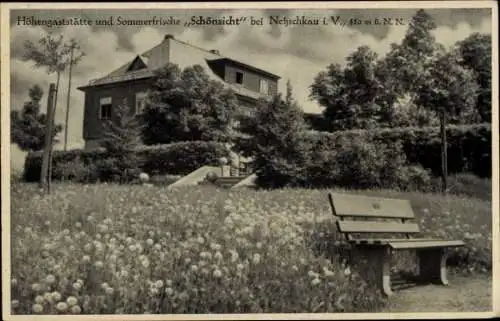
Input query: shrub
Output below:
<box><xmin>305</xmin><ymin>135</ymin><xmax>431</xmax><ymax>190</ymax></box>
<box><xmin>306</xmin><ymin>123</ymin><xmax>491</xmax><ymax>178</ymax></box>
<box><xmin>23</xmin><ymin>141</ymin><xmax>230</xmax><ymax>183</ymax></box>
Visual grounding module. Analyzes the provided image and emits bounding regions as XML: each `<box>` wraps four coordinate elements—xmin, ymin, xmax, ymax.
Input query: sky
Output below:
<box><xmin>8</xmin><ymin>7</ymin><xmax>492</xmax><ymax>171</ymax></box>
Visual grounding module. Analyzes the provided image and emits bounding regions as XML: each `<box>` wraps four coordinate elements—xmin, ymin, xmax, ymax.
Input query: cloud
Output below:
<box><xmin>9</xmin><ymin>9</ymin><xmax>492</xmax><ymax>172</ymax></box>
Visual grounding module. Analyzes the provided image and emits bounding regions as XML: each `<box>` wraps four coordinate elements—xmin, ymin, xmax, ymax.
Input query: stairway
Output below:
<box><xmin>216</xmin><ymin>176</ymin><xmax>247</xmax><ymax>189</ymax></box>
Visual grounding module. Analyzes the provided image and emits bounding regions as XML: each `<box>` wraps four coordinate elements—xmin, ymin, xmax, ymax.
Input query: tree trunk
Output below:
<box><xmin>63</xmin><ymin>45</ymin><xmax>74</xmax><ymax>151</ymax></box>
<box><xmin>440</xmin><ymin>108</ymin><xmax>448</xmax><ymax>194</ymax></box>
<box><xmin>47</xmin><ymin>71</ymin><xmax>61</xmax><ymax>194</ymax></box>
<box><xmin>40</xmin><ymin>83</ymin><xmax>56</xmax><ymax>190</ymax></box>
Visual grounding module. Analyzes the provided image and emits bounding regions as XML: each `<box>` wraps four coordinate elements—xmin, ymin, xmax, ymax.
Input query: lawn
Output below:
<box><xmin>9</xmin><ymin>182</ymin><xmax>493</xmax><ymax>314</ymax></box>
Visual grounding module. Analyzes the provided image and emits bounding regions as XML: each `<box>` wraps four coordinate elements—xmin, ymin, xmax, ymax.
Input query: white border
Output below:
<box><xmin>1</xmin><ymin>1</ymin><xmax>498</xmax><ymax>320</ymax></box>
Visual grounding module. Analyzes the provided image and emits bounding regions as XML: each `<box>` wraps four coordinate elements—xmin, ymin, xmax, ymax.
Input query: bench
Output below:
<box><xmin>328</xmin><ymin>192</ymin><xmax>465</xmax><ymax>296</ymax></box>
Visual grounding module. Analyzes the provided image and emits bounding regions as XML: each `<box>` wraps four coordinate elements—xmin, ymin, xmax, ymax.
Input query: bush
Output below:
<box><xmin>305</xmin><ymin>135</ymin><xmax>431</xmax><ymax>190</ymax></box>
<box><xmin>306</xmin><ymin>123</ymin><xmax>491</xmax><ymax>178</ymax></box>
<box><xmin>23</xmin><ymin>141</ymin><xmax>230</xmax><ymax>184</ymax></box>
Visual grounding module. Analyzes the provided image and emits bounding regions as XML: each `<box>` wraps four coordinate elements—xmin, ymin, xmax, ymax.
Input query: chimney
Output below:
<box><xmin>164</xmin><ymin>34</ymin><xmax>174</xmax><ymax>41</ymax></box>
<box><xmin>209</xmin><ymin>49</ymin><xmax>220</xmax><ymax>55</ymax></box>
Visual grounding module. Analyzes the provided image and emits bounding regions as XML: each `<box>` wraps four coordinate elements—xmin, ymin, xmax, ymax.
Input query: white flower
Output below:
<box><xmin>311</xmin><ymin>278</ymin><xmax>321</xmax><ymax>286</ymax></box>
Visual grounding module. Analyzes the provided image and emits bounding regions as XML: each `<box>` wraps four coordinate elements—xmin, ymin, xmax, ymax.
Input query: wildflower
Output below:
<box><xmin>105</xmin><ymin>287</ymin><xmax>114</xmax><ymax>295</ymax></box>
<box><xmin>73</xmin><ymin>282</ymin><xmax>82</xmax><ymax>291</ymax></box>
<box><xmin>44</xmin><ymin>220</ymin><xmax>51</xmax><ymax>226</ymax></box>
<box><xmin>292</xmin><ymin>265</ymin><xmax>299</xmax><ymax>272</ymax></box>
<box><xmin>190</xmin><ymin>265</ymin><xmax>198</xmax><ymax>272</ymax></box>
<box><xmin>66</xmin><ymin>296</ymin><xmax>78</xmax><ymax>306</ymax></box>
<box><xmin>11</xmin><ymin>278</ymin><xmax>17</xmax><ymax>286</ymax></box>
<box><xmin>311</xmin><ymin>278</ymin><xmax>321</xmax><ymax>286</ymax></box>
<box><xmin>166</xmin><ymin>279</ymin><xmax>172</xmax><ymax>286</ymax></box>
<box><xmin>94</xmin><ymin>261</ymin><xmax>104</xmax><ymax>269</ymax></box>
<box><xmin>213</xmin><ymin>269</ymin><xmax>222</xmax><ymax>278</ymax></box>
<box><xmin>214</xmin><ymin>251</ymin><xmax>223</xmax><ymax>261</ymax></box>
<box><xmin>70</xmin><ymin>305</ymin><xmax>82</xmax><ymax>314</ymax></box>
<box><xmin>165</xmin><ymin>287</ymin><xmax>174</xmax><ymax>296</ymax></box>
<box><xmin>51</xmin><ymin>291</ymin><xmax>62</xmax><ymax>301</ymax></box>
<box><xmin>252</xmin><ymin>253</ymin><xmax>261</xmax><ymax>264</ymax></box>
<box><xmin>101</xmin><ymin>283</ymin><xmax>109</xmax><ymax>290</ymax></box>
<box><xmin>154</xmin><ymin>244</ymin><xmax>162</xmax><ymax>251</ymax></box>
<box><xmin>126</xmin><ymin>237</ymin><xmax>133</xmax><ymax>244</ymax></box>
<box><xmin>31</xmin><ymin>283</ymin><xmax>43</xmax><ymax>292</ymax></box>
<box><xmin>308</xmin><ymin>270</ymin><xmax>317</xmax><ymax>278</ymax></box>
<box><xmin>141</xmin><ymin>259</ymin><xmax>150</xmax><ymax>268</ymax></box>
<box><xmin>197</xmin><ymin>236</ymin><xmax>205</xmax><ymax>244</ymax></box>
<box><xmin>230</xmin><ymin>251</ymin><xmax>239</xmax><ymax>262</ymax></box>
<box><xmin>146</xmin><ymin>239</ymin><xmax>154</xmax><ymax>246</ymax></box>
<box><xmin>256</xmin><ymin>242</ymin><xmax>262</xmax><ymax>249</ymax></box>
<box><xmin>128</xmin><ymin>245</ymin><xmax>137</xmax><ymax>252</ymax></box>
<box><xmin>32</xmin><ymin>304</ymin><xmax>44</xmax><ymax>313</ymax></box>
<box><xmin>184</xmin><ymin>258</ymin><xmax>191</xmax><ymax>264</ymax></box>
<box><xmin>11</xmin><ymin>300</ymin><xmax>19</xmax><ymax>309</ymax></box>
<box><xmin>149</xmin><ymin>287</ymin><xmax>159</xmax><ymax>296</ymax></box>
<box><xmin>56</xmin><ymin>302</ymin><xmax>68</xmax><ymax>312</ymax></box>
<box><xmin>35</xmin><ymin>295</ymin><xmax>45</xmax><ymax>304</ymax></box>
<box><xmin>154</xmin><ymin>280</ymin><xmax>164</xmax><ymax>288</ymax></box>
<box><xmin>344</xmin><ymin>267</ymin><xmax>351</xmax><ymax>276</ymax></box>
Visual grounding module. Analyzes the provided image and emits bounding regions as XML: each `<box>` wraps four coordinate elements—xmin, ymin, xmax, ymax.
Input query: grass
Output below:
<box><xmin>9</xmin><ymin>182</ymin><xmax>493</xmax><ymax>314</ymax></box>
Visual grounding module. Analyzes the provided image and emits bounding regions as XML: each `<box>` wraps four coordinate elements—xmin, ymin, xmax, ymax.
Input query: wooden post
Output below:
<box><xmin>40</xmin><ymin>83</ymin><xmax>56</xmax><ymax>190</ymax></box>
<box><xmin>440</xmin><ymin>108</ymin><xmax>448</xmax><ymax>194</ymax></box>
<box><xmin>63</xmin><ymin>43</ymin><xmax>75</xmax><ymax>151</ymax></box>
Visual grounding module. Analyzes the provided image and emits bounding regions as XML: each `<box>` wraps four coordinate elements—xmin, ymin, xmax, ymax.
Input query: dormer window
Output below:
<box><xmin>236</xmin><ymin>72</ymin><xmax>244</xmax><ymax>84</ymax></box>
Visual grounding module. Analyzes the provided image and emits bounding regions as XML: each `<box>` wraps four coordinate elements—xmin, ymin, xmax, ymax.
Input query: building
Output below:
<box><xmin>77</xmin><ymin>34</ymin><xmax>282</xmax><ymax>150</ymax></box>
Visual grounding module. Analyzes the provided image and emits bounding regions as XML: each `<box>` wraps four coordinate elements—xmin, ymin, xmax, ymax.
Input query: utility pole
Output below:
<box><xmin>63</xmin><ymin>40</ymin><xmax>75</xmax><ymax>151</ymax></box>
<box><xmin>40</xmin><ymin>83</ymin><xmax>56</xmax><ymax>192</ymax></box>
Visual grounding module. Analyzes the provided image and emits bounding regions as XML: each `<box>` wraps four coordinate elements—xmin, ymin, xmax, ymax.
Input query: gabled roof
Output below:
<box><xmin>78</xmin><ymin>36</ymin><xmax>280</xmax><ymax>102</ymax></box>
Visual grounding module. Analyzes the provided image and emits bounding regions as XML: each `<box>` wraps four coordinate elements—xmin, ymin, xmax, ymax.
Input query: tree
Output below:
<box><xmin>98</xmin><ymin>98</ymin><xmax>144</xmax><ymax>182</ymax></box>
<box><xmin>416</xmin><ymin>49</ymin><xmax>479</xmax><ymax>192</ymax></box>
<box><xmin>379</xmin><ymin>9</ymin><xmax>442</xmax><ymax>126</ymax></box>
<box><xmin>310</xmin><ymin>46</ymin><xmax>385</xmax><ymax>131</ymax></box>
<box><xmin>100</xmin><ymin>98</ymin><xmax>143</xmax><ymax>153</ymax></box>
<box><xmin>456</xmin><ymin>33</ymin><xmax>492</xmax><ymax>122</ymax></box>
<box><xmin>142</xmin><ymin>63</ymin><xmax>239</xmax><ymax>145</ymax></box>
<box><xmin>236</xmin><ymin>91</ymin><xmax>311</xmax><ymax>188</ymax></box>
<box><xmin>10</xmin><ymin>84</ymin><xmax>62</xmax><ymax>151</ymax></box>
<box><xmin>23</xmin><ymin>33</ymin><xmax>77</xmax><ymax>192</ymax></box>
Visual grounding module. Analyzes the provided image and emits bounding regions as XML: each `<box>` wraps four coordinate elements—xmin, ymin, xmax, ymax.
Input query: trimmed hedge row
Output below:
<box><xmin>306</xmin><ymin>123</ymin><xmax>491</xmax><ymax>178</ymax></box>
<box><xmin>23</xmin><ymin>141</ymin><xmax>231</xmax><ymax>183</ymax></box>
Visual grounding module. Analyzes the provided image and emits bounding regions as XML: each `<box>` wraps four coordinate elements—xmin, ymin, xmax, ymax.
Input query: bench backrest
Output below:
<box><xmin>328</xmin><ymin>193</ymin><xmax>419</xmax><ymax>240</ymax></box>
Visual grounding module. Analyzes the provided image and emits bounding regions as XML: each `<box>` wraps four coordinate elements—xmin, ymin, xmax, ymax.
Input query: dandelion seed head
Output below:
<box><xmin>32</xmin><ymin>304</ymin><xmax>44</xmax><ymax>313</ymax></box>
<box><xmin>56</xmin><ymin>302</ymin><xmax>68</xmax><ymax>312</ymax></box>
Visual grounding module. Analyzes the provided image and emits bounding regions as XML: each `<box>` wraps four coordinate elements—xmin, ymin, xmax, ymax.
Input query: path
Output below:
<box><xmin>383</xmin><ymin>274</ymin><xmax>492</xmax><ymax>312</ymax></box>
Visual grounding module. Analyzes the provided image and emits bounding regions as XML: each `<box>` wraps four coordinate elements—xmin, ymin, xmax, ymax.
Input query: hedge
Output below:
<box><xmin>305</xmin><ymin>123</ymin><xmax>491</xmax><ymax>178</ymax></box>
<box><xmin>23</xmin><ymin>141</ymin><xmax>231</xmax><ymax>183</ymax></box>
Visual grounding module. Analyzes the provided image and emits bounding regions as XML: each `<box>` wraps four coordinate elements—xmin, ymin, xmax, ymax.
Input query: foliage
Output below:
<box><xmin>310</xmin><ymin>46</ymin><xmax>387</xmax><ymax>131</ymax></box>
<box><xmin>98</xmin><ymin>98</ymin><xmax>144</xmax><ymax>183</ymax></box>
<box><xmin>304</xmin><ymin>124</ymin><xmax>491</xmax><ymax>178</ymax></box>
<box><xmin>306</xmin><ymin>135</ymin><xmax>431</xmax><ymax>190</ymax></box>
<box><xmin>10</xmin><ymin>183</ymin><xmax>492</xmax><ymax>314</ymax></box>
<box><xmin>142</xmin><ymin>63</ymin><xmax>239</xmax><ymax>145</ymax></box>
<box><xmin>10</xmin><ymin>85</ymin><xmax>62</xmax><ymax>151</ymax></box>
<box><xmin>416</xmin><ymin>49</ymin><xmax>480</xmax><ymax>124</ymax></box>
<box><xmin>456</xmin><ymin>33</ymin><xmax>492</xmax><ymax>122</ymax></box>
<box><xmin>23</xmin><ymin>141</ymin><xmax>230</xmax><ymax>183</ymax></box>
<box><xmin>235</xmin><ymin>92</ymin><xmax>311</xmax><ymax>188</ymax></box>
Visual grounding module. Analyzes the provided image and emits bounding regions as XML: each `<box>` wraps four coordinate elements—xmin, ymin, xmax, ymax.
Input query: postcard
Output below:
<box><xmin>1</xmin><ymin>1</ymin><xmax>498</xmax><ymax>320</ymax></box>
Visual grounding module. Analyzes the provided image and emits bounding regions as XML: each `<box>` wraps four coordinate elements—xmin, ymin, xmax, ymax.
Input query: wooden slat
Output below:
<box><xmin>337</xmin><ymin>221</ymin><xmax>420</xmax><ymax>234</ymax></box>
<box><xmin>389</xmin><ymin>240</ymin><xmax>465</xmax><ymax>249</ymax></box>
<box><xmin>349</xmin><ymin>238</ymin><xmax>436</xmax><ymax>245</ymax></box>
<box><xmin>329</xmin><ymin>193</ymin><xmax>415</xmax><ymax>219</ymax></box>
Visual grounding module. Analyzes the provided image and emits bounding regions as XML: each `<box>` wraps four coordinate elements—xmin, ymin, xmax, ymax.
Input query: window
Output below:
<box><xmin>259</xmin><ymin>79</ymin><xmax>269</xmax><ymax>95</ymax></box>
<box><xmin>99</xmin><ymin>97</ymin><xmax>112</xmax><ymax>120</ymax></box>
<box><xmin>135</xmin><ymin>92</ymin><xmax>147</xmax><ymax>115</ymax></box>
<box><xmin>235</xmin><ymin>71</ymin><xmax>244</xmax><ymax>84</ymax></box>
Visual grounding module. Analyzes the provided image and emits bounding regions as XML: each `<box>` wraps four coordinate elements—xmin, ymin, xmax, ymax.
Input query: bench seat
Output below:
<box><xmin>349</xmin><ymin>238</ymin><xmax>465</xmax><ymax>249</ymax></box>
<box><xmin>328</xmin><ymin>192</ymin><xmax>466</xmax><ymax>297</ymax></box>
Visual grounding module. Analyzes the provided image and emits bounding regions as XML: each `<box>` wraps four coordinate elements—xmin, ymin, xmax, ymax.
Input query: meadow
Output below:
<box><xmin>9</xmin><ymin>182</ymin><xmax>492</xmax><ymax>314</ymax></box>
